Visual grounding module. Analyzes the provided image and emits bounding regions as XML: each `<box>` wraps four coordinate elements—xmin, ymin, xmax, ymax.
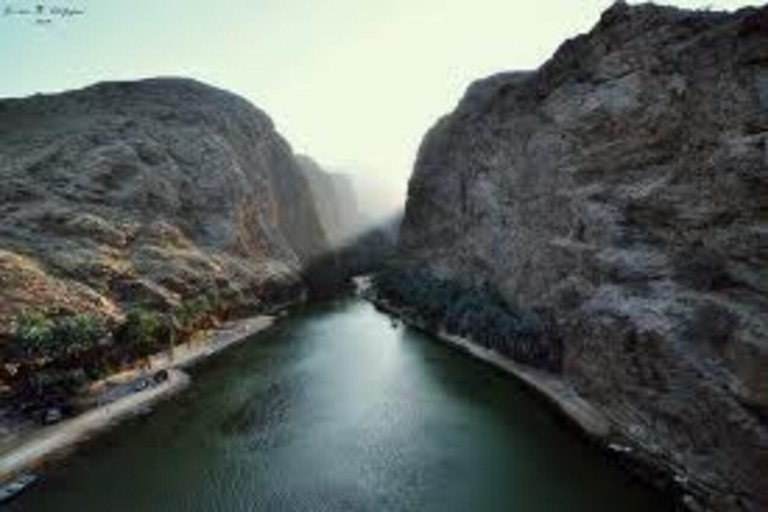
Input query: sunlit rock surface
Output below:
<box><xmin>398</xmin><ymin>4</ymin><xmax>768</xmax><ymax>510</ymax></box>
<box><xmin>0</xmin><ymin>78</ymin><xmax>329</xmax><ymax>332</ymax></box>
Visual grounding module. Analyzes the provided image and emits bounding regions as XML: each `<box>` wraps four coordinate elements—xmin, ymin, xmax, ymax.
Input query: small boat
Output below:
<box><xmin>0</xmin><ymin>474</ymin><xmax>38</xmax><ymax>503</ymax></box>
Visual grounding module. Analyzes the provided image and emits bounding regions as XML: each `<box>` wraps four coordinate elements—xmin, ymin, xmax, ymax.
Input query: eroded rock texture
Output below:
<box><xmin>399</xmin><ymin>4</ymin><xmax>768</xmax><ymax>510</ymax></box>
<box><xmin>0</xmin><ymin>78</ymin><xmax>329</xmax><ymax>332</ymax></box>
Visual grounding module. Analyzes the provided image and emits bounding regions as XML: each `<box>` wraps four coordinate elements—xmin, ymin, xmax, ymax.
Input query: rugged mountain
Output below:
<box><xmin>395</xmin><ymin>3</ymin><xmax>768</xmax><ymax>510</ymax></box>
<box><xmin>296</xmin><ymin>154</ymin><xmax>361</xmax><ymax>247</ymax></box>
<box><xmin>0</xmin><ymin>78</ymin><xmax>329</xmax><ymax>334</ymax></box>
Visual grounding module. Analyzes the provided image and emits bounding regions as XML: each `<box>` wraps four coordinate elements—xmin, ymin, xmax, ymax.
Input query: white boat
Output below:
<box><xmin>0</xmin><ymin>474</ymin><xmax>38</xmax><ymax>503</ymax></box>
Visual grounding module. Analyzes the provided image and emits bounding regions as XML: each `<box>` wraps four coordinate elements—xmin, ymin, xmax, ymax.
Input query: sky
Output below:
<box><xmin>0</xmin><ymin>0</ymin><xmax>761</xmax><ymax>216</ymax></box>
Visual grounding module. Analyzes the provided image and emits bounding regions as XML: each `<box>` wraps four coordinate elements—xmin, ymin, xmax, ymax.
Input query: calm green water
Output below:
<box><xmin>9</xmin><ymin>298</ymin><xmax>671</xmax><ymax>511</ymax></box>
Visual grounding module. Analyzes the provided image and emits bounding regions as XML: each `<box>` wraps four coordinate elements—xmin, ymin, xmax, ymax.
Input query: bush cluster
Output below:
<box><xmin>114</xmin><ymin>307</ymin><xmax>173</xmax><ymax>358</ymax></box>
<box><xmin>177</xmin><ymin>295</ymin><xmax>213</xmax><ymax>331</ymax></box>
<box><xmin>12</xmin><ymin>312</ymin><xmax>106</xmax><ymax>359</ymax></box>
<box><xmin>6</xmin><ymin>292</ymin><xmax>226</xmax><ymax>414</ymax></box>
<box><xmin>8</xmin><ymin>312</ymin><xmax>110</xmax><ymax>411</ymax></box>
<box><xmin>373</xmin><ymin>267</ymin><xmax>560</xmax><ymax>371</ymax></box>
<box><xmin>11</xmin><ymin>293</ymin><xmax>220</xmax><ymax>369</ymax></box>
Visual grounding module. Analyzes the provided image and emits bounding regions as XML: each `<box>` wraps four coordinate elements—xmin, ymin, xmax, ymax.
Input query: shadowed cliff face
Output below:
<box><xmin>0</xmin><ymin>78</ymin><xmax>329</xmax><ymax>332</ymax></box>
<box><xmin>296</xmin><ymin>154</ymin><xmax>362</xmax><ymax>248</ymax></box>
<box><xmin>398</xmin><ymin>3</ymin><xmax>768</xmax><ymax>511</ymax></box>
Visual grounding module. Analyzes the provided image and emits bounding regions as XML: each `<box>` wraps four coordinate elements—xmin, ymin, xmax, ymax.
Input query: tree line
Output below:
<box><xmin>373</xmin><ymin>266</ymin><xmax>561</xmax><ymax>371</ymax></box>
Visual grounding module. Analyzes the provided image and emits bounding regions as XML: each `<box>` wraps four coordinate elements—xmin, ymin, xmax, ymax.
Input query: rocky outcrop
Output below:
<box><xmin>397</xmin><ymin>4</ymin><xmax>768</xmax><ymax>510</ymax></box>
<box><xmin>0</xmin><ymin>78</ymin><xmax>329</xmax><ymax>334</ymax></box>
<box><xmin>297</xmin><ymin>154</ymin><xmax>362</xmax><ymax>248</ymax></box>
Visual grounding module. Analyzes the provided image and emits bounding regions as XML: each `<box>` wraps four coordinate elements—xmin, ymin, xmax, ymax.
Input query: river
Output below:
<box><xmin>8</xmin><ymin>298</ymin><xmax>671</xmax><ymax>511</ymax></box>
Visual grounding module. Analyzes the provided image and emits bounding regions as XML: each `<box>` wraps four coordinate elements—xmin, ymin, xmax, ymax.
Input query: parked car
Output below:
<box><xmin>153</xmin><ymin>369</ymin><xmax>169</xmax><ymax>384</ymax></box>
<box><xmin>42</xmin><ymin>407</ymin><xmax>63</xmax><ymax>425</ymax></box>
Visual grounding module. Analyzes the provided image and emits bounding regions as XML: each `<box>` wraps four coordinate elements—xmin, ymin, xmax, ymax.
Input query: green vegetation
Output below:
<box><xmin>7</xmin><ymin>307</ymin><xmax>175</xmax><ymax>413</ymax></box>
<box><xmin>52</xmin><ymin>313</ymin><xmax>107</xmax><ymax>352</ymax></box>
<box><xmin>177</xmin><ymin>295</ymin><xmax>214</xmax><ymax>331</ymax></box>
<box><xmin>9</xmin><ymin>295</ymin><xmax>221</xmax><ymax>371</ymax></box>
<box><xmin>7</xmin><ymin>312</ymin><xmax>110</xmax><ymax>412</ymax></box>
<box><xmin>3</xmin><ymin>289</ymin><xmax>250</xmax><ymax>416</ymax></box>
<box><xmin>114</xmin><ymin>307</ymin><xmax>173</xmax><ymax>358</ymax></box>
<box><xmin>12</xmin><ymin>312</ymin><xmax>105</xmax><ymax>359</ymax></box>
<box><xmin>12</xmin><ymin>311</ymin><xmax>55</xmax><ymax>357</ymax></box>
<box><xmin>303</xmin><ymin>225</ymin><xmax>398</xmax><ymax>300</ymax></box>
<box><xmin>373</xmin><ymin>267</ymin><xmax>561</xmax><ymax>371</ymax></box>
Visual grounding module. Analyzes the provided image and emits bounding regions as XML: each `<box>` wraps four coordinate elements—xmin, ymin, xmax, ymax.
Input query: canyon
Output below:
<box><xmin>1</xmin><ymin>3</ymin><xmax>767</xmax><ymax>510</ymax></box>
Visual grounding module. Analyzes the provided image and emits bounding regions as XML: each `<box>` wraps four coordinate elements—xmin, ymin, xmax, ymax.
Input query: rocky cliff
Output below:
<box><xmin>396</xmin><ymin>4</ymin><xmax>768</xmax><ymax>510</ymax></box>
<box><xmin>0</xmin><ymin>78</ymin><xmax>329</xmax><ymax>334</ymax></box>
<box><xmin>296</xmin><ymin>154</ymin><xmax>361</xmax><ymax>248</ymax></box>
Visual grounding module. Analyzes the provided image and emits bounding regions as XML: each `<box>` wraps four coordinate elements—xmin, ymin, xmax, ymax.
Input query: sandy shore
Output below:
<box><xmin>0</xmin><ymin>315</ymin><xmax>276</xmax><ymax>483</ymax></box>
<box><xmin>435</xmin><ymin>331</ymin><xmax>610</xmax><ymax>437</ymax></box>
<box><xmin>0</xmin><ymin>370</ymin><xmax>189</xmax><ymax>481</ymax></box>
<box><xmin>149</xmin><ymin>315</ymin><xmax>275</xmax><ymax>371</ymax></box>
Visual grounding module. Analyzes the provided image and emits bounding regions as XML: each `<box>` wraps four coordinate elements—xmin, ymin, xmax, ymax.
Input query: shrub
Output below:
<box><xmin>51</xmin><ymin>313</ymin><xmax>106</xmax><ymax>352</ymax></box>
<box><xmin>11</xmin><ymin>312</ymin><xmax>108</xmax><ymax>360</ymax></box>
<box><xmin>13</xmin><ymin>312</ymin><xmax>55</xmax><ymax>357</ymax></box>
<box><xmin>178</xmin><ymin>295</ymin><xmax>213</xmax><ymax>331</ymax></box>
<box><xmin>115</xmin><ymin>307</ymin><xmax>171</xmax><ymax>357</ymax></box>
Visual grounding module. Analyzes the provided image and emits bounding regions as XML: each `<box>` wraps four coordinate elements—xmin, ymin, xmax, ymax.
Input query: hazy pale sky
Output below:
<box><xmin>1</xmin><ymin>0</ymin><xmax>760</xmax><ymax>214</ymax></box>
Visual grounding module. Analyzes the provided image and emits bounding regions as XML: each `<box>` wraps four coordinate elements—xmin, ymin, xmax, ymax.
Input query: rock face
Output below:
<box><xmin>296</xmin><ymin>154</ymin><xmax>361</xmax><ymax>248</ymax></box>
<box><xmin>0</xmin><ymin>78</ymin><xmax>329</xmax><ymax>333</ymax></box>
<box><xmin>398</xmin><ymin>4</ymin><xmax>768</xmax><ymax>510</ymax></box>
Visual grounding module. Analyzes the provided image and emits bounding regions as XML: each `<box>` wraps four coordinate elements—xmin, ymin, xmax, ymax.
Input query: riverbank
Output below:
<box><xmin>366</xmin><ymin>295</ymin><xmax>610</xmax><ymax>437</ymax></box>
<box><xmin>0</xmin><ymin>315</ymin><xmax>276</xmax><ymax>483</ymax></box>
<box><xmin>0</xmin><ymin>370</ymin><xmax>189</xmax><ymax>483</ymax></box>
<box><xmin>363</xmin><ymin>292</ymin><xmax>696</xmax><ymax>509</ymax></box>
<box><xmin>149</xmin><ymin>316</ymin><xmax>276</xmax><ymax>371</ymax></box>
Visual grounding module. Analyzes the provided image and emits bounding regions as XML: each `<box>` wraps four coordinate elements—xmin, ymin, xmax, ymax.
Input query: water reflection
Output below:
<box><xmin>8</xmin><ymin>298</ymin><xmax>672</xmax><ymax>512</ymax></box>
